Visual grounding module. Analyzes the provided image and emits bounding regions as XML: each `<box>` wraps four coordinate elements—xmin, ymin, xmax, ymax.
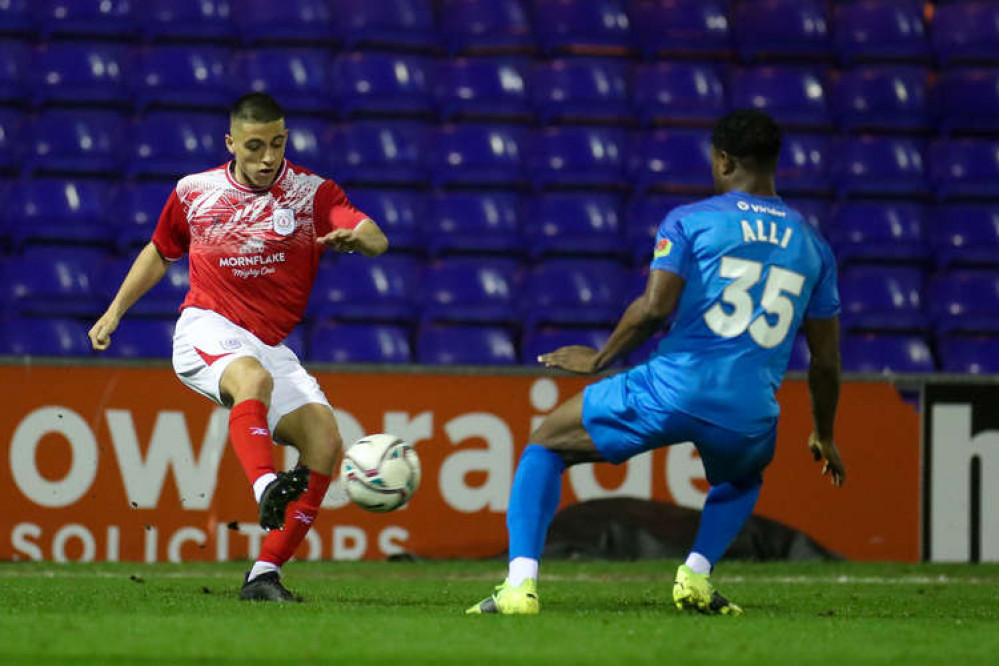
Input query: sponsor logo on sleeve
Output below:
<box><xmin>653</xmin><ymin>239</ymin><xmax>673</xmax><ymax>259</ymax></box>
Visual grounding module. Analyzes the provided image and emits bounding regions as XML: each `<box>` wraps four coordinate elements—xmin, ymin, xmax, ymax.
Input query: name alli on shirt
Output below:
<box><xmin>740</xmin><ymin>218</ymin><xmax>792</xmax><ymax>249</ymax></box>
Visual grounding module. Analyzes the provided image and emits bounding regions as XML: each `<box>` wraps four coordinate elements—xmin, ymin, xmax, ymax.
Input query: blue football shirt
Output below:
<box><xmin>636</xmin><ymin>190</ymin><xmax>840</xmax><ymax>436</ymax></box>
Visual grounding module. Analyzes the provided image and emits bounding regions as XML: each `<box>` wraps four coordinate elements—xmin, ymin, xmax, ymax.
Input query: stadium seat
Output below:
<box><xmin>235</xmin><ymin>0</ymin><xmax>333</xmax><ymax>44</ymax></box>
<box><xmin>528</xmin><ymin>126</ymin><xmax>627</xmax><ymax>189</ymax></box>
<box><xmin>828</xmin><ymin>201</ymin><xmax>927</xmax><ymax>265</ymax></box>
<box><xmin>285</xmin><ymin>117</ymin><xmax>332</xmax><ymax>168</ymax></box>
<box><xmin>330</xmin><ymin>0</ymin><xmax>437</xmax><ymax>52</ymax></box>
<box><xmin>310</xmin><ymin>254</ymin><xmax>421</xmax><ymax>322</ymax></box>
<box><xmin>428</xmin><ymin>124</ymin><xmax>526</xmax><ymax>187</ymax></box>
<box><xmin>932</xmin><ymin>2</ymin><xmax>999</xmax><ymax>66</ymax></box>
<box><xmin>327</xmin><ymin>122</ymin><xmax>427</xmax><ymax>186</ymax></box>
<box><xmin>30</xmin><ymin>42</ymin><xmax>129</xmax><ymax>107</ymax></box>
<box><xmin>833</xmin><ymin>67</ymin><xmax>929</xmax><ymax>132</ymax></box>
<box><xmin>938</xmin><ymin>336</ymin><xmax>999</xmax><ymax>374</ymax></box>
<box><xmin>101</xmin><ymin>255</ymin><xmax>189</xmax><ymax>316</ymax></box>
<box><xmin>531</xmin><ymin>59</ymin><xmax>631</xmax><ymax>125</ymax></box>
<box><xmin>331</xmin><ymin>53</ymin><xmax>433</xmax><ymax>118</ymax></box>
<box><xmin>104</xmin><ymin>319</ymin><xmax>175</xmax><ymax>359</ymax></box>
<box><xmin>838</xmin><ymin>266</ymin><xmax>926</xmax><ymax>332</ymax></box>
<box><xmin>419</xmin><ymin>257</ymin><xmax>520</xmax><ymax>325</ymax></box>
<box><xmin>5</xmin><ymin>179</ymin><xmax>113</xmax><ymax>248</ymax></box>
<box><xmin>0</xmin><ymin>39</ymin><xmax>29</xmax><ymax>103</ymax></box>
<box><xmin>0</xmin><ymin>0</ymin><xmax>31</xmax><ymax>35</ymax></box>
<box><xmin>831</xmin><ymin>136</ymin><xmax>926</xmax><ymax>198</ymax></box>
<box><xmin>929</xmin><ymin>204</ymin><xmax>999</xmax><ymax>269</ymax></box>
<box><xmin>416</xmin><ymin>323</ymin><xmax>517</xmax><ymax>365</ymax></box>
<box><xmin>0</xmin><ymin>318</ymin><xmax>91</xmax><ymax>356</ymax></box>
<box><xmin>787</xmin><ymin>198</ymin><xmax>825</xmax><ymax>233</ymax></box>
<box><xmin>627</xmin><ymin>0</ymin><xmax>732</xmax><ymax>59</ymax></box>
<box><xmin>132</xmin><ymin>46</ymin><xmax>233</xmax><ymax>110</ymax></box>
<box><xmin>729</xmin><ymin>67</ymin><xmax>831</xmax><ymax>129</ymax></box>
<box><xmin>733</xmin><ymin>0</ymin><xmax>832</xmax><ymax>61</ymax></box>
<box><xmin>627</xmin><ymin>129</ymin><xmax>713</xmax><ymax>193</ymax></box>
<box><xmin>438</xmin><ymin>0</ymin><xmax>533</xmax><ymax>55</ymax></box>
<box><xmin>110</xmin><ymin>181</ymin><xmax>174</xmax><ymax>251</ymax></box>
<box><xmin>309</xmin><ymin>322</ymin><xmax>412</xmax><ymax>363</ymax></box>
<box><xmin>140</xmin><ymin>0</ymin><xmax>235</xmax><ymax>43</ymax></box>
<box><xmin>832</xmin><ymin>0</ymin><xmax>930</xmax><ymax>65</ymax></box>
<box><xmin>427</xmin><ymin>191</ymin><xmax>521</xmax><ymax>257</ymax></box>
<box><xmin>840</xmin><ymin>334</ymin><xmax>935</xmax><ymax>373</ymax></box>
<box><xmin>928</xmin><ymin>270</ymin><xmax>999</xmax><ymax>335</ymax></box>
<box><xmin>0</xmin><ymin>109</ymin><xmax>23</xmax><ymax>174</ymax></box>
<box><xmin>632</xmin><ymin>62</ymin><xmax>725</xmax><ymax>127</ymax></box>
<box><xmin>521</xmin><ymin>326</ymin><xmax>612</xmax><ymax>365</ymax></box>
<box><xmin>5</xmin><ymin>247</ymin><xmax>107</xmax><ymax>317</ymax></box>
<box><xmin>232</xmin><ymin>49</ymin><xmax>332</xmax><ymax>113</ymax></box>
<box><xmin>936</xmin><ymin>69</ymin><xmax>999</xmax><ymax>135</ymax></box>
<box><xmin>786</xmin><ymin>333</ymin><xmax>810</xmax><ymax>372</ymax></box>
<box><xmin>776</xmin><ymin>134</ymin><xmax>831</xmax><ymax>195</ymax></box>
<box><xmin>34</xmin><ymin>0</ymin><xmax>136</xmax><ymax>39</ymax></box>
<box><xmin>929</xmin><ymin>139</ymin><xmax>999</xmax><ymax>200</ymax></box>
<box><xmin>346</xmin><ymin>189</ymin><xmax>425</xmax><ymax>255</ymax></box>
<box><xmin>521</xmin><ymin>193</ymin><xmax>625</xmax><ymax>259</ymax></box>
<box><xmin>532</xmin><ymin>0</ymin><xmax>633</xmax><ymax>56</ymax></box>
<box><xmin>25</xmin><ymin>110</ymin><xmax>124</xmax><ymax>176</ymax></box>
<box><xmin>626</xmin><ymin>194</ymin><xmax>688</xmax><ymax>264</ymax></box>
<box><xmin>521</xmin><ymin>259</ymin><xmax>630</xmax><ymax>327</ymax></box>
<box><xmin>433</xmin><ymin>58</ymin><xmax>531</xmax><ymax>121</ymax></box>
<box><xmin>127</xmin><ymin>112</ymin><xmax>227</xmax><ymax>179</ymax></box>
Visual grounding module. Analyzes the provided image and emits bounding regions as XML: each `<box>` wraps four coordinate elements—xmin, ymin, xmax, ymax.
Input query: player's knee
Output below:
<box><xmin>240</xmin><ymin>366</ymin><xmax>273</xmax><ymax>401</ymax></box>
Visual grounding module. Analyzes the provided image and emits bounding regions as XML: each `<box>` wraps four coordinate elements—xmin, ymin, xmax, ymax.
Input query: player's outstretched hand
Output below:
<box><xmin>317</xmin><ymin>229</ymin><xmax>362</xmax><ymax>254</ymax></box>
<box><xmin>807</xmin><ymin>432</ymin><xmax>845</xmax><ymax>488</ymax></box>
<box><xmin>538</xmin><ymin>345</ymin><xmax>600</xmax><ymax>374</ymax></box>
<box><xmin>88</xmin><ymin>311</ymin><xmax>120</xmax><ymax>351</ymax></box>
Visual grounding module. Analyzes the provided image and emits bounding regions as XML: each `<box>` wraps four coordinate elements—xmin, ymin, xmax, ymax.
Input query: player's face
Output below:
<box><xmin>226</xmin><ymin>119</ymin><xmax>289</xmax><ymax>188</ymax></box>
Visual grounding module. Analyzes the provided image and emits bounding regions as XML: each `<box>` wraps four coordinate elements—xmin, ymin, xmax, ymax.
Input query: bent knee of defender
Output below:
<box><xmin>222</xmin><ymin>358</ymin><xmax>274</xmax><ymax>405</ymax></box>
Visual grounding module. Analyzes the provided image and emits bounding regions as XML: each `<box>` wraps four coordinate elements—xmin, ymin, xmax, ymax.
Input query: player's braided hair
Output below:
<box><xmin>230</xmin><ymin>92</ymin><xmax>285</xmax><ymax>126</ymax></box>
<box><xmin>711</xmin><ymin>109</ymin><xmax>782</xmax><ymax>173</ymax></box>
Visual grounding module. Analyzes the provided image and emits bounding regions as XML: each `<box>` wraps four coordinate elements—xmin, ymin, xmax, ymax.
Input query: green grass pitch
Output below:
<box><xmin>2</xmin><ymin>560</ymin><xmax>998</xmax><ymax>665</ymax></box>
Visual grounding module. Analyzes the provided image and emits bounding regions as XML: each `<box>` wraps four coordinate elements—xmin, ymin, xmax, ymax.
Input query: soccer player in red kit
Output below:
<box><xmin>88</xmin><ymin>93</ymin><xmax>389</xmax><ymax>602</ymax></box>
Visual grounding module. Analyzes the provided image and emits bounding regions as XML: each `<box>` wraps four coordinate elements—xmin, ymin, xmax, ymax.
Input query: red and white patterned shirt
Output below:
<box><xmin>151</xmin><ymin>159</ymin><xmax>368</xmax><ymax>345</ymax></box>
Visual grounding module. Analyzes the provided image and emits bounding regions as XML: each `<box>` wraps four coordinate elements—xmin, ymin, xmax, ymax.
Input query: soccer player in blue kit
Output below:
<box><xmin>467</xmin><ymin>109</ymin><xmax>846</xmax><ymax>616</ymax></box>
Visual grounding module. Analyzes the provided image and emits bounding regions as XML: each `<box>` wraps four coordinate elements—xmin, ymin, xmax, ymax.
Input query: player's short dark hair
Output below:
<box><xmin>230</xmin><ymin>92</ymin><xmax>285</xmax><ymax>126</ymax></box>
<box><xmin>711</xmin><ymin>109</ymin><xmax>782</xmax><ymax>173</ymax></box>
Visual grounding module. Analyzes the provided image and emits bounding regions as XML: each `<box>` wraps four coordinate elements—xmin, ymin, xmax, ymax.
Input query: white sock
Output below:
<box><xmin>685</xmin><ymin>552</ymin><xmax>713</xmax><ymax>575</ymax></box>
<box><xmin>248</xmin><ymin>560</ymin><xmax>280</xmax><ymax>582</ymax></box>
<box><xmin>508</xmin><ymin>557</ymin><xmax>539</xmax><ymax>587</ymax></box>
<box><xmin>252</xmin><ymin>472</ymin><xmax>278</xmax><ymax>504</ymax></box>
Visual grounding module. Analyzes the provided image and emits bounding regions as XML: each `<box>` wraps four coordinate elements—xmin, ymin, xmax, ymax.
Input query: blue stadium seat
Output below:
<box><xmin>34</xmin><ymin>0</ymin><xmax>135</xmax><ymax>39</ymax></box>
<box><xmin>787</xmin><ymin>198</ymin><xmax>825</xmax><ymax>233</ymax></box>
<box><xmin>428</xmin><ymin>124</ymin><xmax>526</xmax><ymax>187</ymax></box>
<box><xmin>0</xmin><ymin>109</ymin><xmax>23</xmax><ymax>174</ymax></box>
<box><xmin>521</xmin><ymin>326</ymin><xmax>613</xmax><ymax>365</ymax></box>
<box><xmin>0</xmin><ymin>0</ymin><xmax>31</xmax><ymax>35</ymax></box>
<box><xmin>828</xmin><ymin>201</ymin><xmax>927</xmax><ymax>265</ymax></box>
<box><xmin>628</xmin><ymin>0</ymin><xmax>732</xmax><ymax>59</ymax></box>
<box><xmin>936</xmin><ymin>69</ymin><xmax>999</xmax><ymax>135</ymax></box>
<box><xmin>127</xmin><ymin>112</ymin><xmax>227</xmax><ymax>179</ymax></box>
<box><xmin>5</xmin><ymin>179</ymin><xmax>113</xmax><ymax>248</ymax></box>
<box><xmin>327</xmin><ymin>122</ymin><xmax>427</xmax><ymax>186</ymax></box>
<box><xmin>419</xmin><ymin>257</ymin><xmax>520</xmax><ymax>325</ymax></box>
<box><xmin>938</xmin><ymin>336</ymin><xmax>999</xmax><ymax>374</ymax></box>
<box><xmin>932</xmin><ymin>2</ymin><xmax>999</xmax><ymax>66</ymax></box>
<box><xmin>0</xmin><ymin>318</ymin><xmax>91</xmax><ymax>356</ymax></box>
<box><xmin>110</xmin><ymin>182</ymin><xmax>174</xmax><ymax>251</ymax></box>
<box><xmin>310</xmin><ymin>254</ymin><xmax>421</xmax><ymax>322</ymax></box>
<box><xmin>733</xmin><ymin>0</ymin><xmax>831</xmax><ymax>61</ymax></box>
<box><xmin>434</xmin><ymin>58</ymin><xmax>531</xmax><ymax>121</ymax></box>
<box><xmin>787</xmin><ymin>333</ymin><xmax>810</xmax><ymax>372</ymax></box>
<box><xmin>285</xmin><ymin>117</ymin><xmax>332</xmax><ymax>167</ymax></box>
<box><xmin>346</xmin><ymin>189</ymin><xmax>425</xmax><ymax>254</ymax></box>
<box><xmin>309</xmin><ymin>322</ymin><xmax>412</xmax><ymax>363</ymax></box>
<box><xmin>928</xmin><ymin>270</ymin><xmax>999</xmax><ymax>335</ymax></box>
<box><xmin>831</xmin><ymin>136</ymin><xmax>926</xmax><ymax>198</ymax></box>
<box><xmin>838</xmin><ymin>266</ymin><xmax>926</xmax><ymax>332</ymax></box>
<box><xmin>132</xmin><ymin>46</ymin><xmax>233</xmax><ymax>110</ymax></box>
<box><xmin>531</xmin><ymin>59</ymin><xmax>631</xmax><ymax>124</ymax></box>
<box><xmin>533</xmin><ymin>0</ymin><xmax>633</xmax><ymax>56</ymax></box>
<box><xmin>0</xmin><ymin>39</ymin><xmax>29</xmax><ymax>103</ymax></box>
<box><xmin>25</xmin><ymin>110</ymin><xmax>124</xmax><ymax>176</ymax></box>
<box><xmin>105</xmin><ymin>319</ymin><xmax>175</xmax><ymax>359</ymax></box>
<box><xmin>416</xmin><ymin>323</ymin><xmax>517</xmax><ymax>365</ymax></box>
<box><xmin>439</xmin><ymin>0</ymin><xmax>533</xmax><ymax>55</ymax></box>
<box><xmin>929</xmin><ymin>204</ymin><xmax>999</xmax><ymax>269</ymax></box>
<box><xmin>777</xmin><ymin>133</ymin><xmax>831</xmax><ymax>195</ymax></box>
<box><xmin>140</xmin><ymin>0</ymin><xmax>235</xmax><ymax>42</ymax></box>
<box><xmin>833</xmin><ymin>0</ymin><xmax>929</xmax><ymax>65</ymax></box>
<box><xmin>332</xmin><ymin>52</ymin><xmax>433</xmax><ymax>118</ymax></box>
<box><xmin>627</xmin><ymin>129</ymin><xmax>713</xmax><ymax>193</ymax></box>
<box><xmin>282</xmin><ymin>327</ymin><xmax>306</xmax><ymax>359</ymax></box>
<box><xmin>235</xmin><ymin>0</ymin><xmax>333</xmax><ymax>44</ymax></box>
<box><xmin>833</xmin><ymin>67</ymin><xmax>928</xmax><ymax>132</ymax></box>
<box><xmin>929</xmin><ymin>139</ymin><xmax>999</xmax><ymax>200</ymax></box>
<box><xmin>521</xmin><ymin>259</ymin><xmax>630</xmax><ymax>327</ymax></box>
<box><xmin>101</xmin><ymin>255</ymin><xmax>189</xmax><ymax>316</ymax></box>
<box><xmin>5</xmin><ymin>247</ymin><xmax>107</xmax><ymax>317</ymax></box>
<box><xmin>331</xmin><ymin>0</ymin><xmax>437</xmax><ymax>52</ymax></box>
<box><xmin>626</xmin><ymin>194</ymin><xmax>687</xmax><ymax>264</ymax></box>
<box><xmin>30</xmin><ymin>42</ymin><xmax>129</xmax><ymax>107</ymax></box>
<box><xmin>729</xmin><ymin>67</ymin><xmax>831</xmax><ymax>129</ymax></box>
<box><xmin>840</xmin><ymin>334</ymin><xmax>935</xmax><ymax>373</ymax></box>
<box><xmin>427</xmin><ymin>191</ymin><xmax>521</xmax><ymax>257</ymax></box>
<box><xmin>232</xmin><ymin>49</ymin><xmax>332</xmax><ymax>113</ymax></box>
<box><xmin>529</xmin><ymin>127</ymin><xmax>627</xmax><ymax>189</ymax></box>
<box><xmin>521</xmin><ymin>193</ymin><xmax>624</xmax><ymax>259</ymax></box>
<box><xmin>632</xmin><ymin>62</ymin><xmax>725</xmax><ymax>127</ymax></box>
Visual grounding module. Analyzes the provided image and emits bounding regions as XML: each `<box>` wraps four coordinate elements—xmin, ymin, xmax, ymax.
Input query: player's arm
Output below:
<box><xmin>540</xmin><ymin>269</ymin><xmax>684</xmax><ymax>374</ymax></box>
<box><xmin>317</xmin><ymin>218</ymin><xmax>388</xmax><ymax>257</ymax></box>
<box><xmin>88</xmin><ymin>243</ymin><xmax>171</xmax><ymax>351</ymax></box>
<box><xmin>803</xmin><ymin>316</ymin><xmax>846</xmax><ymax>487</ymax></box>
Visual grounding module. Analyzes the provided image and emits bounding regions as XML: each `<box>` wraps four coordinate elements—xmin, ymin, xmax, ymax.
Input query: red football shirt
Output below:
<box><xmin>151</xmin><ymin>159</ymin><xmax>368</xmax><ymax>345</ymax></box>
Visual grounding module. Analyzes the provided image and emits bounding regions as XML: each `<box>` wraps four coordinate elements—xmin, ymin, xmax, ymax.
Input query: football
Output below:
<box><xmin>340</xmin><ymin>434</ymin><xmax>421</xmax><ymax>513</ymax></box>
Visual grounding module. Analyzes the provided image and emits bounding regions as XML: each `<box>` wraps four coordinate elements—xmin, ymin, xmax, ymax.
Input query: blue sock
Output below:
<box><xmin>507</xmin><ymin>444</ymin><xmax>566</xmax><ymax>561</ymax></box>
<box><xmin>691</xmin><ymin>475</ymin><xmax>762</xmax><ymax>567</ymax></box>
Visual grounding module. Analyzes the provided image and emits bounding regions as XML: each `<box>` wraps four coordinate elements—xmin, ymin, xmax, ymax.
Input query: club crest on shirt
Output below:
<box><xmin>273</xmin><ymin>208</ymin><xmax>296</xmax><ymax>236</ymax></box>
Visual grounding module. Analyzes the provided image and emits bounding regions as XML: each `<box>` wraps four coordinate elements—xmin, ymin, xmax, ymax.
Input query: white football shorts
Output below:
<box><xmin>171</xmin><ymin>307</ymin><xmax>330</xmax><ymax>439</ymax></box>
